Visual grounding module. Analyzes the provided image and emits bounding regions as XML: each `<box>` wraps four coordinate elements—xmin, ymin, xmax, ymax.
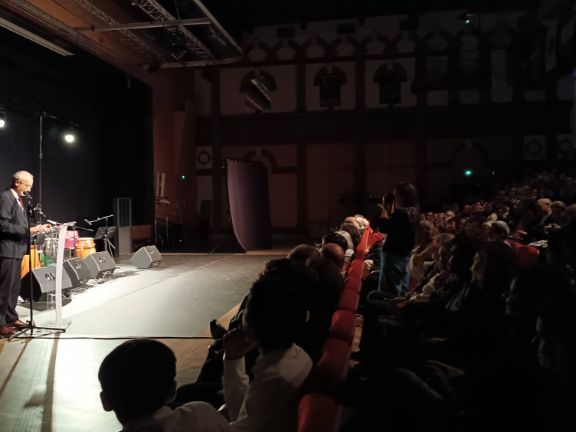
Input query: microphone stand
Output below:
<box><xmin>13</xmin><ymin>196</ymin><xmax>66</xmax><ymax>337</ymax></box>
<box><xmin>25</xmin><ymin>195</ymin><xmax>36</xmax><ymax>329</ymax></box>
<box><xmin>85</xmin><ymin>214</ymin><xmax>114</xmax><ymax>226</ymax></box>
<box><xmin>34</xmin><ymin>202</ymin><xmax>46</xmax><ymax>224</ymax></box>
<box><xmin>85</xmin><ymin>214</ymin><xmax>115</xmax><ymax>256</ymax></box>
<box><xmin>47</xmin><ymin>219</ymin><xmax>94</xmax><ymax>234</ymax></box>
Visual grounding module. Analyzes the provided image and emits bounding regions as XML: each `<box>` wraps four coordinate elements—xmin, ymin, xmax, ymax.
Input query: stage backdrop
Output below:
<box><xmin>0</xmin><ymin>26</ymin><xmax>153</xmax><ymax>229</ymax></box>
<box><xmin>226</xmin><ymin>159</ymin><xmax>272</xmax><ymax>251</ymax></box>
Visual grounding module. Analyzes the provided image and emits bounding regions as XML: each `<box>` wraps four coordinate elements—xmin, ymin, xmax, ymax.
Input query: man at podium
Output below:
<box><xmin>0</xmin><ymin>171</ymin><xmax>51</xmax><ymax>337</ymax></box>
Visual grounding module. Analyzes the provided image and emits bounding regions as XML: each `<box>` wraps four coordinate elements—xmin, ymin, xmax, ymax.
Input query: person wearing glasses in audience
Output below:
<box><xmin>0</xmin><ymin>171</ymin><xmax>51</xmax><ymax>337</ymax></box>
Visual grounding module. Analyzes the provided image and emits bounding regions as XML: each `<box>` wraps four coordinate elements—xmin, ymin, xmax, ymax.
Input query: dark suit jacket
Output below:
<box><xmin>0</xmin><ymin>188</ymin><xmax>29</xmax><ymax>258</ymax></box>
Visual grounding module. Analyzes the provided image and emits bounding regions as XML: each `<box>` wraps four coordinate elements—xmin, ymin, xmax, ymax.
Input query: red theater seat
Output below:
<box><xmin>367</xmin><ymin>231</ymin><xmax>384</xmax><ymax>251</ymax></box>
<box><xmin>297</xmin><ymin>393</ymin><xmax>340</xmax><ymax>432</ymax></box>
<box><xmin>343</xmin><ymin>275</ymin><xmax>362</xmax><ymax>293</ymax></box>
<box><xmin>329</xmin><ymin>310</ymin><xmax>356</xmax><ymax>345</ymax></box>
<box><xmin>516</xmin><ymin>245</ymin><xmax>539</xmax><ymax>268</ymax></box>
<box><xmin>338</xmin><ymin>288</ymin><xmax>359</xmax><ymax>313</ymax></box>
<box><xmin>347</xmin><ymin>260</ymin><xmax>364</xmax><ymax>279</ymax></box>
<box><xmin>304</xmin><ymin>338</ymin><xmax>351</xmax><ymax>397</ymax></box>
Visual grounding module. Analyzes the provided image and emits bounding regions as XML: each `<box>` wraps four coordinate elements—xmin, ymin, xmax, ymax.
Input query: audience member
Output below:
<box><xmin>376</xmin><ymin>182</ymin><xmax>420</xmax><ymax>296</ymax></box>
<box><xmin>287</xmin><ymin>244</ymin><xmax>320</xmax><ymax>265</ymax></box>
<box><xmin>98</xmin><ymin>339</ymin><xmax>230</xmax><ymax>432</ymax></box>
<box><xmin>222</xmin><ymin>277</ymin><xmax>313</xmax><ymax>432</ymax></box>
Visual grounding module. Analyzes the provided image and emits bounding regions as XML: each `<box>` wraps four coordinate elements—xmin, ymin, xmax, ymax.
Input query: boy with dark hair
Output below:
<box><xmin>223</xmin><ymin>277</ymin><xmax>313</xmax><ymax>432</ymax></box>
<box><xmin>98</xmin><ymin>339</ymin><xmax>230</xmax><ymax>431</ymax></box>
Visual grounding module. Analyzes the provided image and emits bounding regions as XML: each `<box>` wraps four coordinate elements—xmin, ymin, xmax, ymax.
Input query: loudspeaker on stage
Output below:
<box><xmin>84</xmin><ymin>251</ymin><xmax>116</xmax><ymax>279</ymax></box>
<box><xmin>64</xmin><ymin>257</ymin><xmax>91</xmax><ymax>286</ymax></box>
<box><xmin>130</xmin><ymin>245</ymin><xmax>162</xmax><ymax>269</ymax></box>
<box><xmin>20</xmin><ymin>265</ymin><xmax>74</xmax><ymax>302</ymax></box>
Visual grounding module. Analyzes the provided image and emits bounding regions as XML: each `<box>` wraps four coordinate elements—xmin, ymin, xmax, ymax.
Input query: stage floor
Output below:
<box><xmin>0</xmin><ymin>253</ymin><xmax>280</xmax><ymax>432</ymax></box>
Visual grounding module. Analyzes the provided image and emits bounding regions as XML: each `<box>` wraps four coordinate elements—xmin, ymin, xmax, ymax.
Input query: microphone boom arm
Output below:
<box><xmin>85</xmin><ymin>214</ymin><xmax>114</xmax><ymax>225</ymax></box>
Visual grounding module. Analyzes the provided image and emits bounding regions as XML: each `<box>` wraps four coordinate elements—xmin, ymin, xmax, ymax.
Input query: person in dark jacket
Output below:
<box><xmin>0</xmin><ymin>171</ymin><xmax>51</xmax><ymax>337</ymax></box>
<box><xmin>377</xmin><ymin>182</ymin><xmax>420</xmax><ymax>296</ymax></box>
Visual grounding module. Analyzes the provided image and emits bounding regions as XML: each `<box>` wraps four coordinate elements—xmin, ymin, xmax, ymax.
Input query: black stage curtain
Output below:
<box><xmin>226</xmin><ymin>159</ymin><xmax>272</xmax><ymax>251</ymax></box>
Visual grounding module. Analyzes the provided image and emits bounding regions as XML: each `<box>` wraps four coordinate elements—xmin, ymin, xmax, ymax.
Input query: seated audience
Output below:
<box><xmin>287</xmin><ymin>244</ymin><xmax>320</xmax><ymax>265</ymax></box>
<box><xmin>98</xmin><ymin>339</ymin><xmax>230</xmax><ymax>432</ymax></box>
<box><xmin>222</xmin><ymin>277</ymin><xmax>313</xmax><ymax>432</ymax></box>
<box><xmin>320</xmin><ymin>242</ymin><xmax>346</xmax><ymax>272</ymax></box>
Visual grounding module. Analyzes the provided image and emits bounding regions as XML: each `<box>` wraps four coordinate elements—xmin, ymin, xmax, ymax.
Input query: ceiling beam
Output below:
<box><xmin>0</xmin><ymin>15</ymin><xmax>73</xmax><ymax>56</ymax></box>
<box><xmin>74</xmin><ymin>17</ymin><xmax>211</xmax><ymax>32</ymax></box>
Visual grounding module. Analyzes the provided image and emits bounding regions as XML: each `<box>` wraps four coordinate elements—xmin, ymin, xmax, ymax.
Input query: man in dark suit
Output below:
<box><xmin>0</xmin><ymin>171</ymin><xmax>51</xmax><ymax>337</ymax></box>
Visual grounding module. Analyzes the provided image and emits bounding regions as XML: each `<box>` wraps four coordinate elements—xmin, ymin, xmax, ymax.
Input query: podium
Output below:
<box><xmin>48</xmin><ymin>222</ymin><xmax>75</xmax><ymax>329</ymax></box>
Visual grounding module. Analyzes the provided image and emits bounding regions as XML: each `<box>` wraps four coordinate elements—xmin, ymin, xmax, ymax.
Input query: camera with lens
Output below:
<box><xmin>383</xmin><ymin>193</ymin><xmax>394</xmax><ymax>206</ymax></box>
<box><xmin>368</xmin><ymin>193</ymin><xmax>394</xmax><ymax>206</ymax></box>
<box><xmin>368</xmin><ymin>194</ymin><xmax>383</xmax><ymax>204</ymax></box>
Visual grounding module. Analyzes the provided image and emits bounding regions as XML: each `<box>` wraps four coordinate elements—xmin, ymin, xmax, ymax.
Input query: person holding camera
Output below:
<box><xmin>376</xmin><ymin>182</ymin><xmax>420</xmax><ymax>296</ymax></box>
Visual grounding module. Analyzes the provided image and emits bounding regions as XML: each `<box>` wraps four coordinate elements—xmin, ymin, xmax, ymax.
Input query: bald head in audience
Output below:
<box><xmin>322</xmin><ymin>231</ymin><xmax>349</xmax><ymax>255</ymax></box>
<box><xmin>287</xmin><ymin>244</ymin><xmax>320</xmax><ymax>264</ymax></box>
<box><xmin>320</xmin><ymin>243</ymin><xmax>345</xmax><ymax>270</ymax></box>
<box><xmin>535</xmin><ymin>198</ymin><xmax>552</xmax><ymax>218</ymax></box>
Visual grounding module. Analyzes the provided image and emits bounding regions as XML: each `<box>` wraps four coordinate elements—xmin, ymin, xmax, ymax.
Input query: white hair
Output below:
<box><xmin>13</xmin><ymin>171</ymin><xmax>33</xmax><ymax>182</ymax></box>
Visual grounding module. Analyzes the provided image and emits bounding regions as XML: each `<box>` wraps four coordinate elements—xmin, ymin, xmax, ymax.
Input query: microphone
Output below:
<box><xmin>23</xmin><ymin>192</ymin><xmax>33</xmax><ymax>201</ymax></box>
<box><xmin>33</xmin><ymin>203</ymin><xmax>45</xmax><ymax>216</ymax></box>
<box><xmin>84</xmin><ymin>219</ymin><xmax>92</xmax><ymax>226</ymax></box>
<box><xmin>47</xmin><ymin>219</ymin><xmax>59</xmax><ymax>225</ymax></box>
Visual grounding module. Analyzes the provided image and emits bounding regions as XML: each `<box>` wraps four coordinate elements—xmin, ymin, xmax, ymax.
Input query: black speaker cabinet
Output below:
<box><xmin>20</xmin><ymin>265</ymin><xmax>74</xmax><ymax>302</ymax></box>
<box><xmin>130</xmin><ymin>245</ymin><xmax>162</xmax><ymax>269</ymax></box>
<box><xmin>84</xmin><ymin>251</ymin><xmax>116</xmax><ymax>279</ymax></box>
<box><xmin>64</xmin><ymin>257</ymin><xmax>91</xmax><ymax>286</ymax></box>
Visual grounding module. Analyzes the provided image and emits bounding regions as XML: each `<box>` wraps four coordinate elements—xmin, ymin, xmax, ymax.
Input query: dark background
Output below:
<box><xmin>0</xmin><ymin>26</ymin><xmax>154</xmax><ymax>227</ymax></box>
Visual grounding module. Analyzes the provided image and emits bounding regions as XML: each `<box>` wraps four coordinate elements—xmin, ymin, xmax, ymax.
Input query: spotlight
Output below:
<box><xmin>63</xmin><ymin>127</ymin><xmax>77</xmax><ymax>144</ymax></box>
<box><xmin>63</xmin><ymin>133</ymin><xmax>75</xmax><ymax>143</ymax></box>
<box><xmin>0</xmin><ymin>111</ymin><xmax>6</xmax><ymax>128</ymax></box>
<box><xmin>463</xmin><ymin>169</ymin><xmax>474</xmax><ymax>177</ymax></box>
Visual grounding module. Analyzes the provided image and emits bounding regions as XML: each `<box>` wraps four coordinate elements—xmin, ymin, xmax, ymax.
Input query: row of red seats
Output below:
<box><xmin>298</xmin><ymin>227</ymin><xmax>380</xmax><ymax>432</ymax></box>
<box><xmin>298</xmin><ymin>233</ymin><xmax>542</xmax><ymax>430</ymax></box>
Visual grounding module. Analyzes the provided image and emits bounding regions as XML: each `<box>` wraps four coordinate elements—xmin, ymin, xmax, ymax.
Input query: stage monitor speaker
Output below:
<box><xmin>64</xmin><ymin>257</ymin><xmax>91</xmax><ymax>286</ymax></box>
<box><xmin>130</xmin><ymin>245</ymin><xmax>162</xmax><ymax>269</ymax></box>
<box><xmin>20</xmin><ymin>265</ymin><xmax>74</xmax><ymax>302</ymax></box>
<box><xmin>84</xmin><ymin>251</ymin><xmax>116</xmax><ymax>279</ymax></box>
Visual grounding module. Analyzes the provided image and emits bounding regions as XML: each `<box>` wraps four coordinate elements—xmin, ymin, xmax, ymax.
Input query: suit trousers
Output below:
<box><xmin>0</xmin><ymin>257</ymin><xmax>22</xmax><ymax>326</ymax></box>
